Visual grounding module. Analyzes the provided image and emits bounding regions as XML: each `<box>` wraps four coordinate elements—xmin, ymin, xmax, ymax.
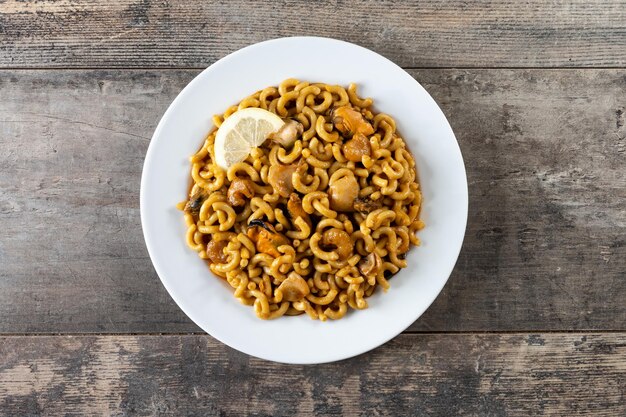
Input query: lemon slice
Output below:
<box><xmin>213</xmin><ymin>108</ymin><xmax>284</xmax><ymax>169</ymax></box>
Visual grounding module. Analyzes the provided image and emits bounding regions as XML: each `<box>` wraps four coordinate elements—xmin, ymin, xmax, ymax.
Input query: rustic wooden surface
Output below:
<box><xmin>0</xmin><ymin>334</ymin><xmax>624</xmax><ymax>416</ymax></box>
<box><xmin>1</xmin><ymin>69</ymin><xmax>624</xmax><ymax>333</ymax></box>
<box><xmin>1</xmin><ymin>0</ymin><xmax>625</xmax><ymax>415</ymax></box>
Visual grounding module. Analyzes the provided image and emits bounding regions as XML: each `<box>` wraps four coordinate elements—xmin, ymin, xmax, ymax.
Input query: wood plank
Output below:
<box><xmin>0</xmin><ymin>333</ymin><xmax>623</xmax><ymax>415</ymax></box>
<box><xmin>410</xmin><ymin>68</ymin><xmax>626</xmax><ymax>331</ymax></box>
<box><xmin>0</xmin><ymin>69</ymin><xmax>624</xmax><ymax>333</ymax></box>
<box><xmin>0</xmin><ymin>70</ymin><xmax>200</xmax><ymax>333</ymax></box>
<box><xmin>1</xmin><ymin>0</ymin><xmax>626</xmax><ymax>68</ymax></box>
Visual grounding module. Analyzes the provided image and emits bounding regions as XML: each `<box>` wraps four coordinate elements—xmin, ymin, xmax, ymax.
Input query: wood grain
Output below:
<box><xmin>413</xmin><ymin>69</ymin><xmax>626</xmax><ymax>332</ymax></box>
<box><xmin>0</xmin><ymin>70</ymin><xmax>197</xmax><ymax>333</ymax></box>
<box><xmin>0</xmin><ymin>69</ymin><xmax>624</xmax><ymax>333</ymax></box>
<box><xmin>1</xmin><ymin>0</ymin><xmax>626</xmax><ymax>68</ymax></box>
<box><xmin>0</xmin><ymin>333</ymin><xmax>623</xmax><ymax>416</ymax></box>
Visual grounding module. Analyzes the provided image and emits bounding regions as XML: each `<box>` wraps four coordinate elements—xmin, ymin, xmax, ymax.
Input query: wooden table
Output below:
<box><xmin>1</xmin><ymin>1</ymin><xmax>624</xmax><ymax>415</ymax></box>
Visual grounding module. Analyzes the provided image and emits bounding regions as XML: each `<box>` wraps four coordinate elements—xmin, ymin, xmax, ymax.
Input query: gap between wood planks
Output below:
<box><xmin>1</xmin><ymin>66</ymin><xmax>626</xmax><ymax>71</ymax></box>
<box><xmin>0</xmin><ymin>330</ymin><xmax>623</xmax><ymax>336</ymax></box>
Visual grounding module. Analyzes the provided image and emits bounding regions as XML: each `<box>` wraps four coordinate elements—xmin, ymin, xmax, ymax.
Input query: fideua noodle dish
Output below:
<box><xmin>177</xmin><ymin>79</ymin><xmax>424</xmax><ymax>321</ymax></box>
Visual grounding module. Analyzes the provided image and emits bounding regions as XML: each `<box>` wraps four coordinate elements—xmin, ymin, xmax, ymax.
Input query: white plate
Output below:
<box><xmin>141</xmin><ymin>37</ymin><xmax>467</xmax><ymax>364</ymax></box>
